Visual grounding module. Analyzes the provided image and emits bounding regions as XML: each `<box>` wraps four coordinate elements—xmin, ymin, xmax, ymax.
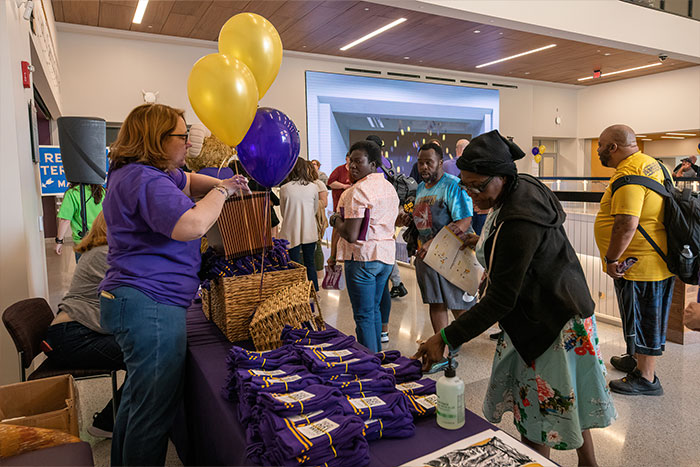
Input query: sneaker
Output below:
<box><xmin>381</xmin><ymin>332</ymin><xmax>389</xmax><ymax>343</ymax></box>
<box><xmin>390</xmin><ymin>283</ymin><xmax>408</xmax><ymax>299</ymax></box>
<box><xmin>489</xmin><ymin>331</ymin><xmax>503</xmax><ymax>341</ymax></box>
<box><xmin>609</xmin><ymin>369</ymin><xmax>663</xmax><ymax>396</ymax></box>
<box><xmin>610</xmin><ymin>354</ymin><xmax>637</xmax><ymax>373</ymax></box>
<box><xmin>87</xmin><ymin>412</ymin><xmax>113</xmax><ymax>439</ymax></box>
<box><xmin>424</xmin><ymin>358</ymin><xmax>459</xmax><ymax>374</ymax></box>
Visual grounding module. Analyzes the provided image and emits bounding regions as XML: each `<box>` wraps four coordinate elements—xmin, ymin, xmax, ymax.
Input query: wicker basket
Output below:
<box><xmin>209</xmin><ymin>261</ymin><xmax>308</xmax><ymax>342</ymax></box>
<box><xmin>201</xmin><ymin>288</ymin><xmax>211</xmax><ymax>320</ymax></box>
<box><xmin>250</xmin><ymin>281</ymin><xmax>325</xmax><ymax>351</ymax></box>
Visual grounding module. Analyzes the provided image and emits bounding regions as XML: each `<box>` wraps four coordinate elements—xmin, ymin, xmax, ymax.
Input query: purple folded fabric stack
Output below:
<box><xmin>226</xmin><ymin>344</ymin><xmax>302</xmax><ymax>370</ymax></box>
<box><xmin>290</xmin><ymin>334</ymin><xmax>357</xmax><ymax>350</ymax></box>
<box><xmin>306</xmin><ymin>352</ymin><xmax>383</xmax><ymax>378</ymax></box>
<box><xmin>326</xmin><ymin>370</ymin><xmax>396</xmax><ymax>396</ymax></box>
<box><xmin>404</xmin><ymin>393</ymin><xmax>438</xmax><ymax>417</ymax></box>
<box><xmin>281</xmin><ymin>325</ymin><xmax>342</xmax><ymax>343</ymax></box>
<box><xmin>378</xmin><ymin>356</ymin><xmax>422</xmax><ymax>383</ymax></box>
<box><xmin>253</xmin><ymin>388</ymin><xmax>370</xmax><ymax>466</ymax></box>
<box><xmin>224</xmin><ymin>364</ymin><xmax>308</xmax><ymax>401</ymax></box>
<box><xmin>375</xmin><ymin>350</ymin><xmax>402</xmax><ymax>363</ymax></box>
<box><xmin>238</xmin><ymin>372</ymin><xmax>324</xmax><ymax>424</ymax></box>
<box><xmin>395</xmin><ymin>377</ymin><xmax>437</xmax><ymax>396</ymax></box>
<box><xmin>339</xmin><ymin>391</ymin><xmax>415</xmax><ymax>440</ymax></box>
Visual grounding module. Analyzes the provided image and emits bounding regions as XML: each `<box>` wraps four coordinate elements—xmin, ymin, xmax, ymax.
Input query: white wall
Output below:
<box><xmin>645</xmin><ymin>137</ymin><xmax>700</xmax><ymax>158</ymax></box>
<box><xmin>577</xmin><ymin>66</ymin><xmax>700</xmax><ymax>138</ymax></box>
<box><xmin>56</xmin><ymin>24</ymin><xmax>583</xmax><ymax>175</ymax></box>
<box><xmin>0</xmin><ymin>1</ymin><xmax>52</xmax><ymax>384</ymax></box>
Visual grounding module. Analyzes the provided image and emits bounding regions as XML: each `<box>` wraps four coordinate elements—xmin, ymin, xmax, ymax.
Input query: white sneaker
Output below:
<box><xmin>381</xmin><ymin>332</ymin><xmax>389</xmax><ymax>343</ymax></box>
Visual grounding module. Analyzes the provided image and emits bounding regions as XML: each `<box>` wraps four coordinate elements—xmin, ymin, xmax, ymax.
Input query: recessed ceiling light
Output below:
<box><xmin>524</xmin><ymin>72</ymin><xmax>530</xmax><ymax>75</ymax></box>
<box><xmin>636</xmin><ymin>135</ymin><xmax>647</xmax><ymax>137</ymax></box>
<box><xmin>577</xmin><ymin>62</ymin><xmax>662</xmax><ymax>81</ymax></box>
<box><xmin>641</xmin><ymin>138</ymin><xmax>652</xmax><ymax>141</ymax></box>
<box><xmin>666</xmin><ymin>132</ymin><xmax>697</xmax><ymax>136</ymax></box>
<box><xmin>340</xmin><ymin>18</ymin><xmax>407</xmax><ymax>51</ymax></box>
<box><xmin>660</xmin><ymin>136</ymin><xmax>685</xmax><ymax>139</ymax></box>
<box><xmin>604</xmin><ymin>53</ymin><xmax>611</xmax><ymax>56</ymax></box>
<box><xmin>364</xmin><ymin>7</ymin><xmax>369</xmax><ymax>11</ymax></box>
<box><xmin>367</xmin><ymin>117</ymin><xmax>375</xmax><ymax>128</ymax></box>
<box><xmin>133</xmin><ymin>0</ymin><xmax>149</xmax><ymax>24</ymax></box>
<box><xmin>474</xmin><ymin>30</ymin><xmax>481</xmax><ymax>33</ymax></box>
<box><xmin>476</xmin><ymin>44</ymin><xmax>557</xmax><ymax>68</ymax></box>
<box><xmin>403</xmin><ymin>56</ymin><xmax>410</xmax><ymax>59</ymax></box>
<box><xmin>498</xmin><ymin>32</ymin><xmax>503</xmax><ymax>35</ymax></box>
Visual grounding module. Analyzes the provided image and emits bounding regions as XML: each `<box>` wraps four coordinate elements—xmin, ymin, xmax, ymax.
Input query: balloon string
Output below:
<box><xmin>258</xmin><ymin>190</ymin><xmax>270</xmax><ymax>299</ymax></box>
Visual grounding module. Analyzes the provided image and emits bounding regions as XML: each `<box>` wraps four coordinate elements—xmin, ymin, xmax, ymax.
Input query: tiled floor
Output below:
<box><xmin>46</xmin><ymin>241</ymin><xmax>700</xmax><ymax>466</ymax></box>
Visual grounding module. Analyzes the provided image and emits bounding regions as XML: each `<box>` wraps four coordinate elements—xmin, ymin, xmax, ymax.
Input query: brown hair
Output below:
<box><xmin>74</xmin><ymin>211</ymin><xmax>107</xmax><ymax>254</ymax></box>
<box><xmin>284</xmin><ymin>157</ymin><xmax>316</xmax><ymax>185</ymax></box>
<box><xmin>67</xmin><ymin>183</ymin><xmax>105</xmax><ymax>204</ymax></box>
<box><xmin>109</xmin><ymin>104</ymin><xmax>185</xmax><ymax>171</ymax></box>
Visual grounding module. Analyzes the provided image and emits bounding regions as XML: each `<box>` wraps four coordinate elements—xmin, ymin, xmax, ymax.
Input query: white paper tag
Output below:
<box><xmin>331</xmin><ymin>358</ymin><xmax>360</xmax><ymax>365</ymax></box>
<box><xmin>297</xmin><ymin>418</ymin><xmax>340</xmax><ymax>439</ymax></box>
<box><xmin>416</xmin><ymin>394</ymin><xmax>437</xmax><ymax>409</ymax></box>
<box><xmin>303</xmin><ymin>342</ymin><xmax>332</xmax><ymax>348</ymax></box>
<box><xmin>381</xmin><ymin>363</ymin><xmax>400</xmax><ymax>368</ymax></box>
<box><xmin>320</xmin><ymin>349</ymin><xmax>353</xmax><ymax>358</ymax></box>
<box><xmin>251</xmin><ymin>369</ymin><xmax>286</xmax><ymax>376</ymax></box>
<box><xmin>365</xmin><ymin>419</ymin><xmax>379</xmax><ymax>426</ymax></box>
<box><xmin>396</xmin><ymin>382</ymin><xmax>424</xmax><ymax>391</ymax></box>
<box><xmin>286</xmin><ymin>410</ymin><xmax>324</xmax><ymax>423</ymax></box>
<box><xmin>271</xmin><ymin>390</ymin><xmax>315</xmax><ymax>403</ymax></box>
<box><xmin>348</xmin><ymin>396</ymin><xmax>386</xmax><ymax>410</ymax></box>
<box><xmin>271</xmin><ymin>375</ymin><xmax>301</xmax><ymax>383</ymax></box>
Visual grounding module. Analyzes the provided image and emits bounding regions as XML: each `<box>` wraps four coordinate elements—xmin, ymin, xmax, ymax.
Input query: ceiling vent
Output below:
<box><xmin>344</xmin><ymin>67</ymin><xmax>382</xmax><ymax>75</ymax></box>
<box><xmin>387</xmin><ymin>71</ymin><xmax>420</xmax><ymax>79</ymax></box>
<box><xmin>491</xmin><ymin>83</ymin><xmax>518</xmax><ymax>89</ymax></box>
<box><xmin>425</xmin><ymin>76</ymin><xmax>456</xmax><ymax>83</ymax></box>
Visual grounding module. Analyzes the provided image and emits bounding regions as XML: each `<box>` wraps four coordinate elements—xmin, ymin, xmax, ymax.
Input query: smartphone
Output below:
<box><xmin>617</xmin><ymin>257</ymin><xmax>638</xmax><ymax>274</ymax></box>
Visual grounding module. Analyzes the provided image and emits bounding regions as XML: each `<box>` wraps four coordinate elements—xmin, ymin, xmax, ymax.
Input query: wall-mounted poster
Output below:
<box><xmin>401</xmin><ymin>429</ymin><xmax>556</xmax><ymax>467</ymax></box>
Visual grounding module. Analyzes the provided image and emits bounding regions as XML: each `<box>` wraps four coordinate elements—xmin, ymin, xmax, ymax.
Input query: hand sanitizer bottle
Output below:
<box><xmin>436</xmin><ymin>358</ymin><xmax>465</xmax><ymax>429</ymax></box>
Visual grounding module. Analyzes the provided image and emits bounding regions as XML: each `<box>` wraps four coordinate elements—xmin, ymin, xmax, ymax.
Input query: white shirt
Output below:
<box><xmin>279</xmin><ymin>181</ymin><xmax>319</xmax><ymax>248</ymax></box>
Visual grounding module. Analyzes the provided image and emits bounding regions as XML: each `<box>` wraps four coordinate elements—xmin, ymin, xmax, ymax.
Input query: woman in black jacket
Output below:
<box><xmin>414</xmin><ymin>130</ymin><xmax>615</xmax><ymax>466</ymax></box>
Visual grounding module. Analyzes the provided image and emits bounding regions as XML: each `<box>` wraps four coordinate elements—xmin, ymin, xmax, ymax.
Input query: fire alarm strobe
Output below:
<box><xmin>593</xmin><ymin>69</ymin><xmax>602</xmax><ymax>79</ymax></box>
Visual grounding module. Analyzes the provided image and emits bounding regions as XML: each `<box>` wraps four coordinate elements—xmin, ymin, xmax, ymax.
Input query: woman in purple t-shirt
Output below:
<box><xmin>99</xmin><ymin>104</ymin><xmax>250</xmax><ymax>466</ymax></box>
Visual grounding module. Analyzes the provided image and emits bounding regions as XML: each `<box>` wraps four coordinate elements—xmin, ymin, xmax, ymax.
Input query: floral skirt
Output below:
<box><xmin>483</xmin><ymin>316</ymin><xmax>617</xmax><ymax>450</ymax></box>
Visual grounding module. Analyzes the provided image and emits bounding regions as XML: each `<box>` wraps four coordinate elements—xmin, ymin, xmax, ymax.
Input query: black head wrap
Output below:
<box><xmin>455</xmin><ymin>130</ymin><xmax>525</xmax><ymax>178</ymax></box>
<box><xmin>366</xmin><ymin>135</ymin><xmax>384</xmax><ymax>148</ymax></box>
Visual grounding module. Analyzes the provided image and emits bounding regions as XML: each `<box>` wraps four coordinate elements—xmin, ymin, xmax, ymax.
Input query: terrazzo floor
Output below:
<box><xmin>45</xmin><ymin>240</ymin><xmax>700</xmax><ymax>467</ymax></box>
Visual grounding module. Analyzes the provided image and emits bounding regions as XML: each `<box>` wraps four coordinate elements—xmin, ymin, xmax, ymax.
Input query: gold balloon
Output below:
<box><xmin>187</xmin><ymin>53</ymin><xmax>258</xmax><ymax>147</ymax></box>
<box><xmin>218</xmin><ymin>13</ymin><xmax>283</xmax><ymax>100</ymax></box>
<box><xmin>534</xmin><ymin>154</ymin><xmax>542</xmax><ymax>164</ymax></box>
<box><xmin>539</xmin><ymin>145</ymin><xmax>547</xmax><ymax>154</ymax></box>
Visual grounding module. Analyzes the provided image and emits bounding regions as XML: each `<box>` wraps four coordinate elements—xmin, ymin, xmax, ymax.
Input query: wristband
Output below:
<box><xmin>604</xmin><ymin>256</ymin><xmax>619</xmax><ymax>264</ymax></box>
<box><xmin>213</xmin><ymin>185</ymin><xmax>230</xmax><ymax>198</ymax></box>
<box><xmin>54</xmin><ymin>237</ymin><xmax>64</xmax><ymax>244</ymax></box>
<box><xmin>440</xmin><ymin>328</ymin><xmax>451</xmax><ymax>350</ymax></box>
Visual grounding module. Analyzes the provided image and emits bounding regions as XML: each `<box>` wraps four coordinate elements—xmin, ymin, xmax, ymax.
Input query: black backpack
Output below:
<box><xmin>380</xmin><ymin>164</ymin><xmax>418</xmax><ymax>212</ymax></box>
<box><xmin>610</xmin><ymin>161</ymin><xmax>700</xmax><ymax>284</ymax></box>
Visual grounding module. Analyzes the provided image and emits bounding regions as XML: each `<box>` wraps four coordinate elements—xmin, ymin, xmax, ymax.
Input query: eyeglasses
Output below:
<box><xmin>170</xmin><ymin>132</ymin><xmax>189</xmax><ymax>142</ymax></box>
<box><xmin>459</xmin><ymin>176</ymin><xmax>494</xmax><ymax>194</ymax></box>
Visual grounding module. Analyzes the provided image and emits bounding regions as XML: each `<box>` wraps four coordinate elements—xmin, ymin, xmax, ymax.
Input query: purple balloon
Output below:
<box><xmin>237</xmin><ymin>107</ymin><xmax>301</xmax><ymax>187</ymax></box>
<box><xmin>532</xmin><ymin>147</ymin><xmax>540</xmax><ymax>156</ymax></box>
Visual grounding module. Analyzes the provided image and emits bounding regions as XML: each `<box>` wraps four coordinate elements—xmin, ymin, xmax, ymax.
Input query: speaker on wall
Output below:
<box><xmin>57</xmin><ymin>116</ymin><xmax>107</xmax><ymax>185</ymax></box>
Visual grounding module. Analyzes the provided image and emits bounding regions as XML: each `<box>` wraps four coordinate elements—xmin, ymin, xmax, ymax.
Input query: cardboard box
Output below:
<box><xmin>0</xmin><ymin>375</ymin><xmax>79</xmax><ymax>437</ymax></box>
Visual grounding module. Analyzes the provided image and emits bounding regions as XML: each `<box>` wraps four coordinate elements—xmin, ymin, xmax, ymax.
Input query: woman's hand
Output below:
<box><xmin>396</xmin><ymin>212</ymin><xmax>412</xmax><ymax>227</ymax></box>
<box><xmin>412</xmin><ymin>333</ymin><xmax>446</xmax><ymax>372</ymax></box>
<box><xmin>220</xmin><ymin>176</ymin><xmax>251</xmax><ymax>197</ymax></box>
<box><xmin>462</xmin><ymin>233</ymin><xmax>480</xmax><ymax>250</ymax></box>
<box><xmin>684</xmin><ymin>302</ymin><xmax>700</xmax><ymax>331</ymax></box>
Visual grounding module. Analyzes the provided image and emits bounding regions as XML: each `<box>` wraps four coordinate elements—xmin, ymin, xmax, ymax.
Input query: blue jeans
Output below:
<box><xmin>100</xmin><ymin>286</ymin><xmax>186</xmax><ymax>466</ymax></box>
<box><xmin>289</xmin><ymin>242</ymin><xmax>319</xmax><ymax>290</ymax></box>
<box><xmin>380</xmin><ymin>283</ymin><xmax>391</xmax><ymax>326</ymax></box>
<box><xmin>344</xmin><ymin>260</ymin><xmax>392</xmax><ymax>353</ymax></box>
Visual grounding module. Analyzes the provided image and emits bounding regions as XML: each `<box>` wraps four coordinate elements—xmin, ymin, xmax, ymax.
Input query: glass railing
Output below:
<box><xmin>621</xmin><ymin>0</ymin><xmax>699</xmax><ymax>20</ymax></box>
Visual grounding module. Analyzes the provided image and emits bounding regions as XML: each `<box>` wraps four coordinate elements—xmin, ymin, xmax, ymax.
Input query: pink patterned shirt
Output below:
<box><xmin>337</xmin><ymin>173</ymin><xmax>399</xmax><ymax>265</ymax></box>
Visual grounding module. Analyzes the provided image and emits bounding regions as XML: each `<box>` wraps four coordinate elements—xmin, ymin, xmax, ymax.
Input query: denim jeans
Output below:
<box><xmin>289</xmin><ymin>242</ymin><xmax>319</xmax><ymax>290</ymax></box>
<box><xmin>344</xmin><ymin>260</ymin><xmax>392</xmax><ymax>353</ymax></box>
<box><xmin>100</xmin><ymin>286</ymin><xmax>186</xmax><ymax>466</ymax></box>
<box><xmin>380</xmin><ymin>283</ymin><xmax>391</xmax><ymax>326</ymax></box>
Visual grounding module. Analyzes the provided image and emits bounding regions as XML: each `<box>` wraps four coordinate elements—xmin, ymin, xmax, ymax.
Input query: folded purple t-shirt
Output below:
<box><xmin>257</xmin><ymin>384</ymin><xmax>343</xmax><ymax>418</ymax></box>
<box><xmin>326</xmin><ymin>371</ymin><xmax>396</xmax><ymax>396</ymax></box>
<box><xmin>281</xmin><ymin>325</ymin><xmax>342</xmax><ymax>343</ymax></box>
<box><xmin>226</xmin><ymin>344</ymin><xmax>302</xmax><ymax>370</ymax></box>
<box><xmin>100</xmin><ymin>164</ymin><xmax>200</xmax><ymax>307</ymax></box>
<box><xmin>378</xmin><ymin>356</ymin><xmax>422</xmax><ymax>383</ymax></box>
<box><xmin>404</xmin><ymin>393</ymin><xmax>438</xmax><ymax>417</ymax></box>
<box><xmin>395</xmin><ymin>378</ymin><xmax>437</xmax><ymax>396</ymax></box>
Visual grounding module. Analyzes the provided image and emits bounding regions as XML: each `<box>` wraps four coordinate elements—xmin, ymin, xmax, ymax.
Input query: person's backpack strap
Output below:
<box><xmin>608</xmin><ymin>162</ymin><xmax>671</xmax><ymax>263</ymax></box>
<box><xmin>79</xmin><ymin>184</ymin><xmax>89</xmax><ymax>239</ymax></box>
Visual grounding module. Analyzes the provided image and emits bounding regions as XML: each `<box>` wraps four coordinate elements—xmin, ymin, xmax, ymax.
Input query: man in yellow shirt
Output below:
<box><xmin>594</xmin><ymin>124</ymin><xmax>674</xmax><ymax>396</ymax></box>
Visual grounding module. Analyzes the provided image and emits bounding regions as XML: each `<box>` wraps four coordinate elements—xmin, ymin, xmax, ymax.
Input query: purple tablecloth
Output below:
<box><xmin>172</xmin><ymin>307</ymin><xmax>498</xmax><ymax>466</ymax></box>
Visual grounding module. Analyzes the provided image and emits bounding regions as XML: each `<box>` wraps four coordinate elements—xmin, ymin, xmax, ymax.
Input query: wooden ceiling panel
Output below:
<box><xmin>61</xmin><ymin>0</ymin><xmax>99</xmax><ymax>26</ymax></box>
<box><xmin>98</xmin><ymin>0</ymin><xmax>137</xmax><ymax>30</ymax></box>
<box><xmin>130</xmin><ymin>1</ymin><xmax>175</xmax><ymax>33</ymax></box>
<box><xmin>51</xmin><ymin>0</ymin><xmax>698</xmax><ymax>86</ymax></box>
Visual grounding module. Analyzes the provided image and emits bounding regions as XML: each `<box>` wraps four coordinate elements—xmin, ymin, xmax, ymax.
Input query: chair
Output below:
<box><xmin>2</xmin><ymin>298</ymin><xmax>120</xmax><ymax>423</ymax></box>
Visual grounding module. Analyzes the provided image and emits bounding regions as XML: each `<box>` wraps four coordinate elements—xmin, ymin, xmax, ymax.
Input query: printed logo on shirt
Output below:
<box><xmin>251</xmin><ymin>369</ymin><xmax>287</xmax><ymax>377</ymax></box>
<box><xmin>297</xmin><ymin>418</ymin><xmax>340</xmax><ymax>439</ymax></box>
<box><xmin>320</xmin><ymin>349</ymin><xmax>353</xmax><ymax>358</ymax></box>
<box><xmin>416</xmin><ymin>394</ymin><xmax>438</xmax><ymax>409</ymax></box>
<box><xmin>348</xmin><ymin>396</ymin><xmax>386</xmax><ymax>410</ymax></box>
<box><xmin>271</xmin><ymin>390</ymin><xmax>315</xmax><ymax>404</ymax></box>
<box><xmin>381</xmin><ymin>363</ymin><xmax>400</xmax><ymax>368</ymax></box>
<box><xmin>286</xmin><ymin>410</ymin><xmax>324</xmax><ymax>424</ymax></box>
<box><xmin>643</xmin><ymin>163</ymin><xmax>660</xmax><ymax>177</ymax></box>
<box><xmin>396</xmin><ymin>382</ymin><xmax>424</xmax><ymax>391</ymax></box>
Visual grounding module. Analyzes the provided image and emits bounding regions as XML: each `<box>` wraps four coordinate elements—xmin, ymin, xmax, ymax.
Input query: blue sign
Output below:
<box><xmin>39</xmin><ymin>146</ymin><xmax>109</xmax><ymax>196</ymax></box>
